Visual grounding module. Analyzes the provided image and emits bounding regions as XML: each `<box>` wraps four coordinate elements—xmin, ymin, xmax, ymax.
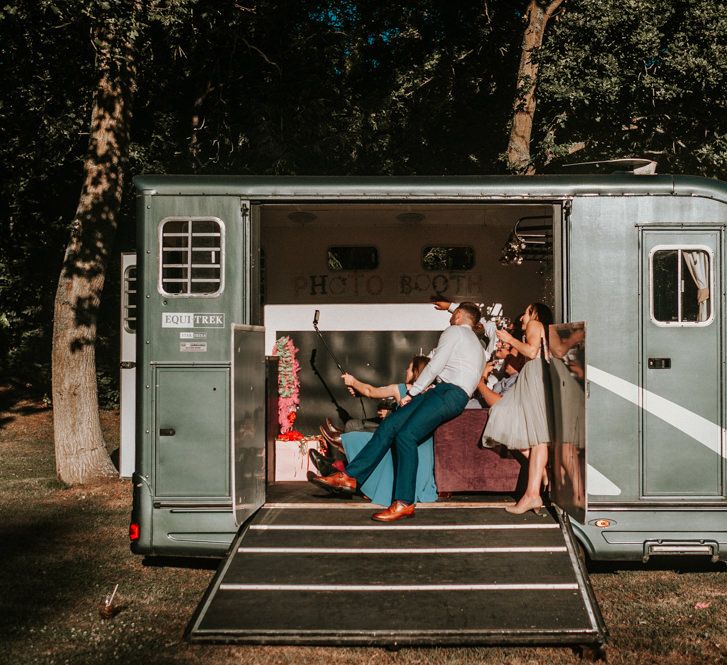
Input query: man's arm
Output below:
<box><xmin>408</xmin><ymin>326</ymin><xmax>458</xmax><ymax>396</ymax></box>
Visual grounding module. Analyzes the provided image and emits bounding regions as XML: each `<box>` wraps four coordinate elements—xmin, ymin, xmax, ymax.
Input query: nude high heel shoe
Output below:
<box><xmin>505</xmin><ymin>496</ymin><xmax>544</xmax><ymax>515</ymax></box>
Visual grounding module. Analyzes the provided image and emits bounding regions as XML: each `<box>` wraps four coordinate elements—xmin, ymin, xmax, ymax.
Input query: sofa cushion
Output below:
<box><xmin>434</xmin><ymin>409</ymin><xmax>523</xmax><ymax>493</ymax></box>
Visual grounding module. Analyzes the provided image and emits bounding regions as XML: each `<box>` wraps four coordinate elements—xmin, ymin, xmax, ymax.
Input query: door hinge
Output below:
<box><xmin>120</xmin><ymin>361</ymin><xmax>136</xmax><ymax>369</ymax></box>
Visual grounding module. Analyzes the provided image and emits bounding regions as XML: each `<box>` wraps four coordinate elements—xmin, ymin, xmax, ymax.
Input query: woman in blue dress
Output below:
<box><xmin>337</xmin><ymin>356</ymin><xmax>438</xmax><ymax>507</ymax></box>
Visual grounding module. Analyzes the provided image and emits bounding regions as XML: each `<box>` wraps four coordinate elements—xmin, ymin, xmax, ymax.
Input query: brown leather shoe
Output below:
<box><xmin>325</xmin><ymin>418</ymin><xmax>343</xmax><ymax>435</ymax></box>
<box><xmin>371</xmin><ymin>500</ymin><xmax>415</xmax><ymax>522</ymax></box>
<box><xmin>309</xmin><ymin>470</ymin><xmax>357</xmax><ymax>495</ymax></box>
<box><xmin>319</xmin><ymin>426</ymin><xmax>343</xmax><ymax>446</ymax></box>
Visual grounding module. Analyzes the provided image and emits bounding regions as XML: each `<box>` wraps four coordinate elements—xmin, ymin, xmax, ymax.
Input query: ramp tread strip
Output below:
<box><xmin>238</xmin><ymin>546</ymin><xmax>567</xmax><ymax>554</ymax></box>
<box><xmin>250</xmin><ymin>523</ymin><xmax>559</xmax><ymax>531</ymax></box>
<box><xmin>263</xmin><ymin>502</ymin><xmax>514</xmax><ymax>510</ymax></box>
<box><xmin>185</xmin><ymin>509</ymin><xmax>261</xmax><ymax>639</ymax></box>
<box><xmin>219</xmin><ymin>583</ymin><xmax>580</xmax><ymax>591</ymax></box>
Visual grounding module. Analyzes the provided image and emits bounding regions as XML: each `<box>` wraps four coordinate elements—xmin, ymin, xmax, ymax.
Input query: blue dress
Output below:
<box><xmin>342</xmin><ymin>384</ymin><xmax>438</xmax><ymax>506</ymax></box>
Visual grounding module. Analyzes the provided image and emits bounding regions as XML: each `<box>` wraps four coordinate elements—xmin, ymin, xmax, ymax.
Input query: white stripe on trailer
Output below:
<box><xmin>220</xmin><ymin>583</ymin><xmax>580</xmax><ymax>592</ymax></box>
<box><xmin>587</xmin><ymin>463</ymin><xmax>622</xmax><ymax>496</ymax></box>
<box><xmin>250</xmin><ymin>524</ymin><xmax>560</xmax><ymax>531</ymax></box>
<box><xmin>238</xmin><ymin>546</ymin><xmax>567</xmax><ymax>554</ymax></box>
<box><xmin>588</xmin><ymin>364</ymin><xmax>724</xmax><ymax>457</ymax></box>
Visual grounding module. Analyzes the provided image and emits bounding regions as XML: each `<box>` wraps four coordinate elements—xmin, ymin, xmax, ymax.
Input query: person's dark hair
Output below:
<box><xmin>456</xmin><ymin>301</ymin><xmax>485</xmax><ymax>335</ymax></box>
<box><xmin>505</xmin><ymin>351</ymin><xmax>527</xmax><ymax>373</ymax></box>
<box><xmin>410</xmin><ymin>355</ymin><xmax>430</xmax><ymax>382</ymax></box>
<box><xmin>528</xmin><ymin>302</ymin><xmax>553</xmax><ymax>331</ymax></box>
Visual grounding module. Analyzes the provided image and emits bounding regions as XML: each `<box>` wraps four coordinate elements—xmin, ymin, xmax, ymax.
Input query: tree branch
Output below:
<box><xmin>242</xmin><ymin>37</ymin><xmax>281</xmax><ymax>75</ymax></box>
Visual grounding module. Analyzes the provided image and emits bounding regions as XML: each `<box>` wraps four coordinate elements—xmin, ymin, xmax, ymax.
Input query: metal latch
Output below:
<box><xmin>120</xmin><ymin>361</ymin><xmax>136</xmax><ymax>369</ymax></box>
<box><xmin>159</xmin><ymin>428</ymin><xmax>176</xmax><ymax>437</ymax></box>
<box><xmin>647</xmin><ymin>357</ymin><xmax>671</xmax><ymax>369</ymax></box>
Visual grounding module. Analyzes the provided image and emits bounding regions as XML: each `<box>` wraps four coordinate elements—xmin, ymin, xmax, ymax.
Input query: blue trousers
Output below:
<box><xmin>345</xmin><ymin>383</ymin><xmax>469</xmax><ymax>504</ymax></box>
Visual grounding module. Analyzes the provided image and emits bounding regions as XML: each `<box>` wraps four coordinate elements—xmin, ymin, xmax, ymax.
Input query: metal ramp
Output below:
<box><xmin>186</xmin><ymin>502</ymin><xmax>606</xmax><ymax>648</ymax></box>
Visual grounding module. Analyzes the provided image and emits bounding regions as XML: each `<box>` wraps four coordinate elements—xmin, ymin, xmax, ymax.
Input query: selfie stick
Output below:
<box><xmin>313</xmin><ymin>310</ymin><xmax>345</xmax><ymax>373</ymax></box>
<box><xmin>312</xmin><ymin>309</ymin><xmax>367</xmax><ymax>418</ymax></box>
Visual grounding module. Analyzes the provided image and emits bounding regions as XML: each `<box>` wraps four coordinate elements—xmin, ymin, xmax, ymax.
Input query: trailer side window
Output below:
<box><xmin>651</xmin><ymin>248</ymin><xmax>711</xmax><ymax>325</ymax></box>
<box><xmin>160</xmin><ymin>218</ymin><xmax>224</xmax><ymax>296</ymax></box>
<box><xmin>327</xmin><ymin>246</ymin><xmax>378</xmax><ymax>271</ymax></box>
<box><xmin>123</xmin><ymin>265</ymin><xmax>137</xmax><ymax>333</ymax></box>
<box><xmin>422</xmin><ymin>246</ymin><xmax>475</xmax><ymax>271</ymax></box>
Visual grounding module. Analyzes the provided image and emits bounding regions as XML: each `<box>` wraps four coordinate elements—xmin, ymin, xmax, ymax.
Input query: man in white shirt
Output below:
<box><xmin>309</xmin><ymin>303</ymin><xmax>487</xmax><ymax>522</ymax></box>
<box><xmin>432</xmin><ymin>299</ymin><xmax>498</xmax><ymax>360</ymax></box>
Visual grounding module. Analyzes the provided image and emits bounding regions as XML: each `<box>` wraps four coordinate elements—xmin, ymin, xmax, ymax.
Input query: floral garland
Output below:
<box><xmin>272</xmin><ymin>336</ymin><xmax>304</xmax><ymax>441</ymax></box>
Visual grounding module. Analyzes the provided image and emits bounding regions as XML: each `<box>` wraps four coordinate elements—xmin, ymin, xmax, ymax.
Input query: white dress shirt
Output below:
<box><xmin>446</xmin><ymin>302</ymin><xmax>498</xmax><ymax>360</ymax></box>
<box><xmin>409</xmin><ymin>324</ymin><xmax>486</xmax><ymax>398</ymax></box>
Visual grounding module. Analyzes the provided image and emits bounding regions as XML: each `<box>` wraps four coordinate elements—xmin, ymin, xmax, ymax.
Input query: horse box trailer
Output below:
<box><xmin>125</xmin><ymin>174</ymin><xmax>727</xmax><ymax>568</ymax></box>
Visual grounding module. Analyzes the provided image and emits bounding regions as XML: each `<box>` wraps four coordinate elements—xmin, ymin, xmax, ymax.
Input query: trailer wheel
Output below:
<box><xmin>578</xmin><ymin>644</ymin><xmax>607</xmax><ymax>661</ymax></box>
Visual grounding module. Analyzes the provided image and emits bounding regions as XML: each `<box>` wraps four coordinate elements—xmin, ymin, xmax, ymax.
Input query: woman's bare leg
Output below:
<box><xmin>506</xmin><ymin>443</ymin><xmax>548</xmax><ymax>514</ymax></box>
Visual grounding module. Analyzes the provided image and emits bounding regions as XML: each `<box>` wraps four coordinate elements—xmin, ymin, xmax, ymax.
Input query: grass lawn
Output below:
<box><xmin>1</xmin><ymin>388</ymin><xmax>726</xmax><ymax>664</ymax></box>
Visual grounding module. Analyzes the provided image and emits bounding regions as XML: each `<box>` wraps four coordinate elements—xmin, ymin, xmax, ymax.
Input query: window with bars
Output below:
<box><xmin>159</xmin><ymin>218</ymin><xmax>224</xmax><ymax>296</ymax></box>
<box><xmin>123</xmin><ymin>265</ymin><xmax>137</xmax><ymax>333</ymax></box>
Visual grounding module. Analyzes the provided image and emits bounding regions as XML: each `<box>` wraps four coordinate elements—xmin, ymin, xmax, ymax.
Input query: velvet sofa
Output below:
<box><xmin>433</xmin><ymin>409</ymin><xmax>525</xmax><ymax>494</ymax></box>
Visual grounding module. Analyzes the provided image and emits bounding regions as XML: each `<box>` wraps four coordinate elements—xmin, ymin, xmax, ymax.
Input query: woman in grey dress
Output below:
<box><xmin>482</xmin><ymin>303</ymin><xmax>553</xmax><ymax>514</ymax></box>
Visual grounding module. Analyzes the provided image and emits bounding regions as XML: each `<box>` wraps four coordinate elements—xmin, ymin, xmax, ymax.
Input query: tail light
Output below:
<box><xmin>129</xmin><ymin>522</ymin><xmax>140</xmax><ymax>542</ymax></box>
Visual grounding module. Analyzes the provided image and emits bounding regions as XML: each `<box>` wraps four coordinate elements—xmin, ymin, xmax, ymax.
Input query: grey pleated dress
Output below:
<box><xmin>482</xmin><ymin>352</ymin><xmax>553</xmax><ymax>450</ymax></box>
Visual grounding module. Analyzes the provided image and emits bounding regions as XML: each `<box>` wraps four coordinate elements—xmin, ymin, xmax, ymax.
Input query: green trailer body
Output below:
<box><xmin>128</xmin><ymin>174</ymin><xmax>727</xmax><ymax>563</ymax></box>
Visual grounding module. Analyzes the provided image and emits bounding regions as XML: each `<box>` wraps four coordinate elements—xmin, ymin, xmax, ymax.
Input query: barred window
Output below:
<box><xmin>123</xmin><ymin>265</ymin><xmax>137</xmax><ymax>333</ymax></box>
<box><xmin>160</xmin><ymin>218</ymin><xmax>224</xmax><ymax>296</ymax></box>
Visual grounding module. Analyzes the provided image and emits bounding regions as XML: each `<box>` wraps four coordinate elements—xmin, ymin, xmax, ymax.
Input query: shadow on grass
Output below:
<box><xmin>588</xmin><ymin>556</ymin><xmax>727</xmax><ymax>575</ymax></box>
<box><xmin>142</xmin><ymin>556</ymin><xmax>219</xmax><ymax>571</ymax></box>
<box><xmin>0</xmin><ymin>382</ymin><xmax>50</xmax><ymax>430</ymax></box>
<box><xmin>0</xmin><ymin>508</ymin><xmax>100</xmax><ymax>636</ymax></box>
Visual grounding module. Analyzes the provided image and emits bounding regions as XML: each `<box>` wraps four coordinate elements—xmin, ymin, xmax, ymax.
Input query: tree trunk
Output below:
<box><xmin>506</xmin><ymin>0</ymin><xmax>565</xmax><ymax>174</ymax></box>
<box><xmin>52</xmin><ymin>6</ymin><xmax>139</xmax><ymax>484</ymax></box>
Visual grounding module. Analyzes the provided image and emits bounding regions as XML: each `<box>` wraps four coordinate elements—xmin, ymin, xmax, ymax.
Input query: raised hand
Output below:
<box><xmin>496</xmin><ymin>328</ymin><xmax>514</xmax><ymax>344</ymax></box>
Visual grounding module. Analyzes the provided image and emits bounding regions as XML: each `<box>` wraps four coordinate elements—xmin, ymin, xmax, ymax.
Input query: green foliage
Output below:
<box><xmin>0</xmin><ymin>0</ymin><xmax>725</xmax><ymax>404</ymax></box>
<box><xmin>0</xmin><ymin>1</ymin><xmax>95</xmax><ymax>390</ymax></box>
<box><xmin>535</xmin><ymin>0</ymin><xmax>727</xmax><ymax>178</ymax></box>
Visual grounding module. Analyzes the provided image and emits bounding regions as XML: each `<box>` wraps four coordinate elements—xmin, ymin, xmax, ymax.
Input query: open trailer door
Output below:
<box><xmin>230</xmin><ymin>324</ymin><xmax>267</xmax><ymax>525</ymax></box>
<box><xmin>548</xmin><ymin>322</ymin><xmax>587</xmax><ymax>526</ymax></box>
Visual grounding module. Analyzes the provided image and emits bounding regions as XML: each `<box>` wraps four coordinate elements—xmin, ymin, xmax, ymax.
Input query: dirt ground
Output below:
<box><xmin>1</xmin><ymin>389</ymin><xmax>726</xmax><ymax>665</ymax></box>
